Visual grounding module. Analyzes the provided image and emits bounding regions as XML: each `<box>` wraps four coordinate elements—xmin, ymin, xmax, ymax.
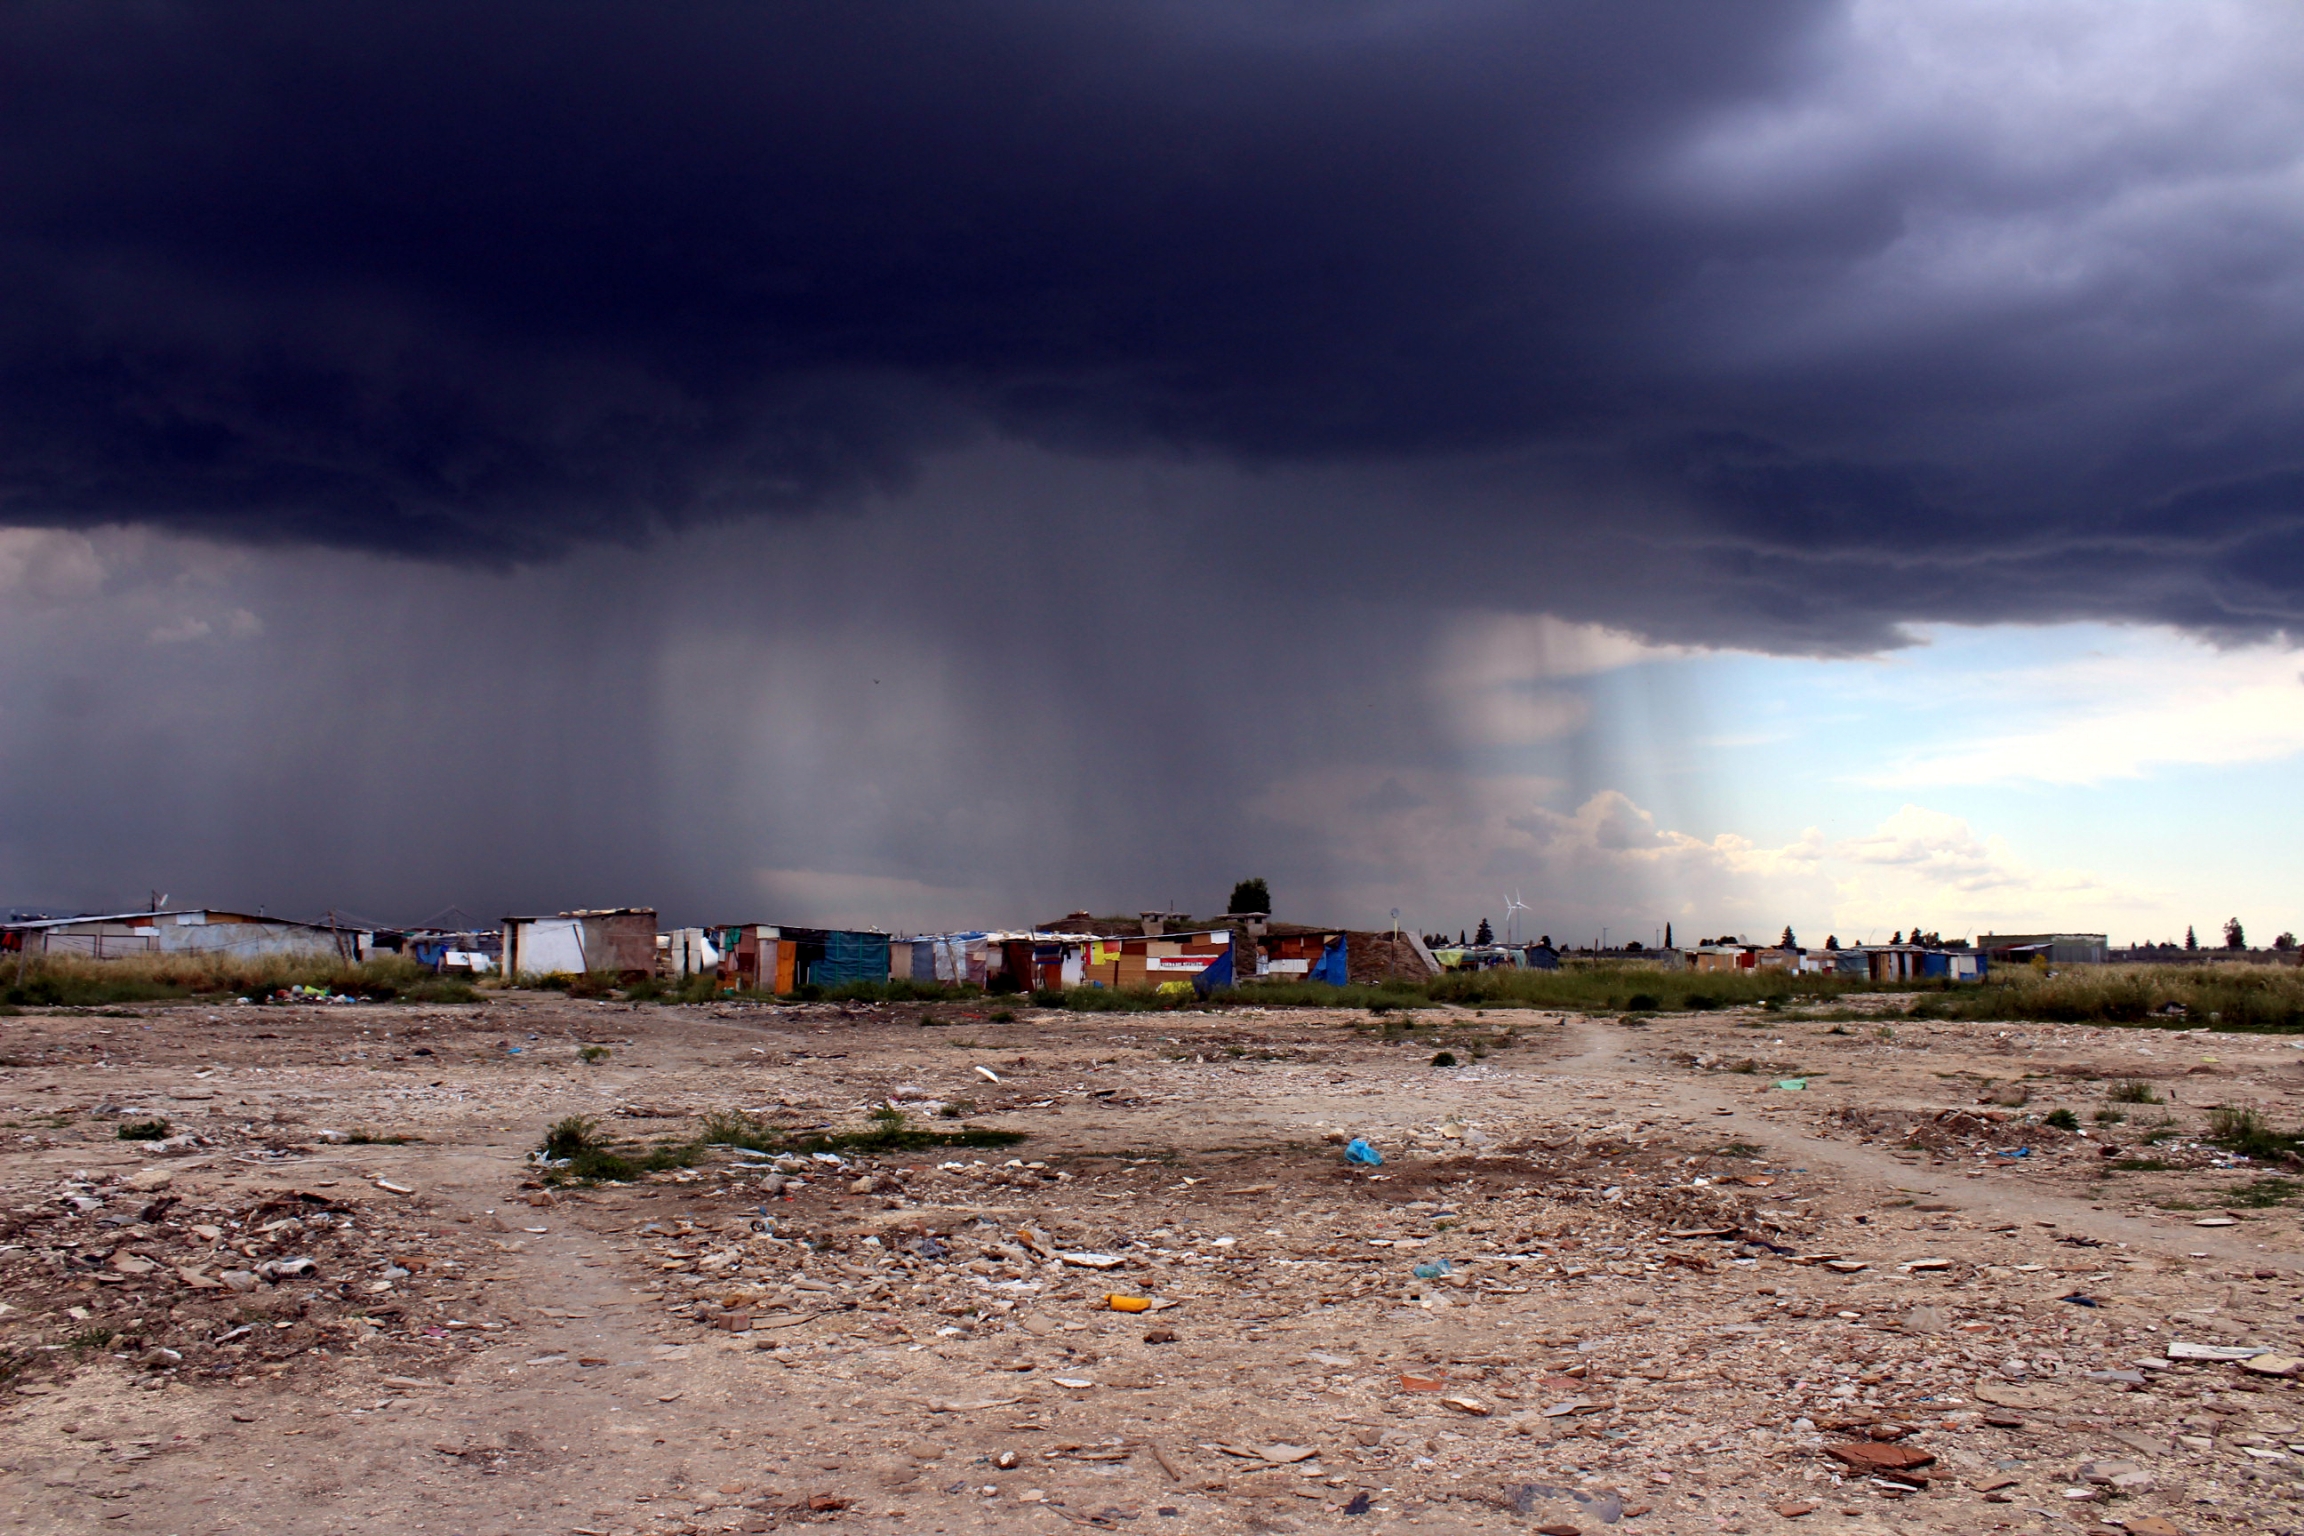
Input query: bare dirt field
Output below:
<box><xmin>6</xmin><ymin>993</ymin><xmax>2304</xmax><ymax>1536</ymax></box>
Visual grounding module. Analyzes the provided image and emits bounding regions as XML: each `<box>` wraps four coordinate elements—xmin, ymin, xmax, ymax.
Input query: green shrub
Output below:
<box><xmin>1431</xmin><ymin>1051</ymin><xmax>1457</xmax><ymax>1067</ymax></box>
<box><xmin>2110</xmin><ymin>1080</ymin><xmax>2161</xmax><ymax>1104</ymax></box>
<box><xmin>536</xmin><ymin>1114</ymin><xmax>702</xmax><ymax>1184</ymax></box>
<box><xmin>696</xmin><ymin>1109</ymin><xmax>782</xmax><ymax>1152</ymax></box>
<box><xmin>2043</xmin><ymin>1108</ymin><xmax>2080</xmax><ymax>1130</ymax></box>
<box><xmin>578</xmin><ymin>1044</ymin><xmax>610</xmax><ymax>1063</ymax></box>
<box><xmin>541</xmin><ymin>1115</ymin><xmax>601</xmax><ymax>1160</ymax></box>
<box><xmin>116</xmin><ymin>1119</ymin><xmax>169</xmax><ymax>1141</ymax></box>
<box><xmin>2209</xmin><ymin>1106</ymin><xmax>2304</xmax><ymax>1162</ymax></box>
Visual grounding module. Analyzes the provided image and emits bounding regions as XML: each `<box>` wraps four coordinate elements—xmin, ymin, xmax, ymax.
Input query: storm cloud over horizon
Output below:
<box><xmin>5</xmin><ymin>3</ymin><xmax>2304</xmax><ymax>939</ymax></box>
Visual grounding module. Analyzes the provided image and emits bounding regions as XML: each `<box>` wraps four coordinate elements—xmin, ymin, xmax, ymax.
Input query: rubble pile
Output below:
<box><xmin>0</xmin><ymin>1167</ymin><xmax>504</xmax><ymax>1394</ymax></box>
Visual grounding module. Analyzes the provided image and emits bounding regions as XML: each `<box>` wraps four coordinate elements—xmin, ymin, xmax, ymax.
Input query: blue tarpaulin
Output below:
<box><xmin>807</xmin><ymin>930</ymin><xmax>891</xmax><ymax>987</ymax></box>
<box><xmin>1190</xmin><ymin>941</ymin><xmax>1236</xmax><ymax>997</ymax></box>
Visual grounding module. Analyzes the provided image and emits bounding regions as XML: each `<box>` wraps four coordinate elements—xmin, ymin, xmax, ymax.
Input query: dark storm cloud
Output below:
<box><xmin>3</xmin><ymin>0</ymin><xmax>2302</xmax><ymax>641</ymax></box>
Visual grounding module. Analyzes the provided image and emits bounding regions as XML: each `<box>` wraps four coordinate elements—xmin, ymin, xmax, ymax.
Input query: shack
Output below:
<box><xmin>382</xmin><ymin>928</ymin><xmax>501</xmax><ymax>973</ymax></box>
<box><xmin>1977</xmin><ymin>933</ymin><xmax>2106</xmax><ymax>965</ymax></box>
<box><xmin>713</xmin><ymin>925</ymin><xmax>781</xmax><ymax>991</ymax></box>
<box><xmin>1076</xmin><ymin>929</ymin><xmax>1236</xmax><ymax>992</ymax></box>
<box><xmin>501</xmin><ymin>908</ymin><xmax>657</xmax><ymax>979</ymax></box>
<box><xmin>0</xmin><ymin>909</ymin><xmax>363</xmax><ymax>962</ymax></box>
<box><xmin>1254</xmin><ymin>930</ymin><xmax>1348</xmax><ymax>985</ymax></box>
<box><xmin>765</xmin><ymin>927</ymin><xmax>891</xmax><ymax>991</ymax></box>
<box><xmin>659</xmin><ymin>928</ymin><xmax>720</xmax><ymax>978</ymax></box>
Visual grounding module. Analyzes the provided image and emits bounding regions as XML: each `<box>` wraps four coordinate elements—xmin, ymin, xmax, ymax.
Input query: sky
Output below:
<box><xmin>3</xmin><ymin>1</ymin><xmax>2303</xmax><ymax>946</ymax></box>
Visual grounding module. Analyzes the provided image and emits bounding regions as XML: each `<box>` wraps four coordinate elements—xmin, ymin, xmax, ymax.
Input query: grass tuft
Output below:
<box><xmin>2208</xmin><ymin>1106</ymin><xmax>2304</xmax><ymax>1163</ymax></box>
<box><xmin>116</xmin><ymin>1119</ymin><xmax>170</xmax><ymax>1140</ymax></box>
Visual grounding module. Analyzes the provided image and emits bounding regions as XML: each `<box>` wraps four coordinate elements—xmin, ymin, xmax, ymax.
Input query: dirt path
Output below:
<box><xmin>1540</xmin><ymin>1016</ymin><xmax>2297</xmax><ymax>1275</ymax></box>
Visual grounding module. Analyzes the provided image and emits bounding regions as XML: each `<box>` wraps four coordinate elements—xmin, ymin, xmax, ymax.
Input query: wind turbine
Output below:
<box><xmin>1502</xmin><ymin>891</ymin><xmax>1529</xmax><ymax>946</ymax></box>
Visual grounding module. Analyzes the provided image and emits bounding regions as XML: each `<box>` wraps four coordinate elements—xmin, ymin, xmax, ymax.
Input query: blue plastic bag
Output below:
<box><xmin>1344</xmin><ymin>1137</ymin><xmax>1383</xmax><ymax>1166</ymax></box>
<box><xmin>1412</xmin><ymin>1258</ymin><xmax>1452</xmax><ymax>1280</ymax></box>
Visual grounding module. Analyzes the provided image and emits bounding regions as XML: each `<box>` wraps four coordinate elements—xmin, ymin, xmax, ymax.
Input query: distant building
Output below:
<box><xmin>1977</xmin><ymin>933</ymin><xmax>2107</xmax><ymax>965</ymax></box>
<box><xmin>707</xmin><ymin>924</ymin><xmax>892</xmax><ymax>991</ymax></box>
<box><xmin>659</xmin><ymin>927</ymin><xmax>720</xmax><ymax>978</ymax></box>
<box><xmin>0</xmin><ymin>908</ymin><xmax>362</xmax><ymax>962</ymax></box>
<box><xmin>501</xmin><ymin>908</ymin><xmax>657</xmax><ymax>978</ymax></box>
<box><xmin>1255</xmin><ymin>930</ymin><xmax>1349</xmax><ymax>985</ymax></box>
<box><xmin>365</xmin><ymin>927</ymin><xmax>500</xmax><ymax>973</ymax></box>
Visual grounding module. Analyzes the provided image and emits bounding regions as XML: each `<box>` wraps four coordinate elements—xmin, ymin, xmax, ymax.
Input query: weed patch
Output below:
<box><xmin>116</xmin><ymin>1119</ymin><xmax>170</xmax><ymax>1140</ymax></box>
<box><xmin>2209</xmin><ymin>1106</ymin><xmax>2304</xmax><ymax>1163</ymax></box>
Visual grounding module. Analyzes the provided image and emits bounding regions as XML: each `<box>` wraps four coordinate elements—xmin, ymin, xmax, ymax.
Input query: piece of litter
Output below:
<box><xmin>2167</xmin><ymin>1341</ymin><xmax>2268</xmax><ymax>1361</ymax></box>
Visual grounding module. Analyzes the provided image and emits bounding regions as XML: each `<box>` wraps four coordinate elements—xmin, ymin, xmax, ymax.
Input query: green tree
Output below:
<box><xmin>1226</xmin><ymin>878</ymin><xmax>1271</xmax><ymax>915</ymax></box>
<box><xmin>2224</xmin><ymin>917</ymin><xmax>2247</xmax><ymax>950</ymax></box>
<box><xmin>1778</xmin><ymin>925</ymin><xmax>1797</xmax><ymax>949</ymax></box>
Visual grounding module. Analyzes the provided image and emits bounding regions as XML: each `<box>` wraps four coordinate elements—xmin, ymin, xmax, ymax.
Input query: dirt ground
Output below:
<box><xmin>7</xmin><ymin>993</ymin><xmax>2304</xmax><ymax>1536</ymax></box>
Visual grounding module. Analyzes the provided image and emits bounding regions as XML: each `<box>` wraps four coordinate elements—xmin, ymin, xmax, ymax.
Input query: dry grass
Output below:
<box><xmin>0</xmin><ymin>951</ymin><xmax>477</xmax><ymax>1007</ymax></box>
<box><xmin>1905</xmin><ymin>962</ymin><xmax>2304</xmax><ymax>1031</ymax></box>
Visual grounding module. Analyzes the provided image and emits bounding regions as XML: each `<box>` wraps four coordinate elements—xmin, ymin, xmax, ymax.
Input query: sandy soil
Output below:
<box><xmin>5</xmin><ymin>993</ymin><xmax>2304</xmax><ymax>1536</ymax></box>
